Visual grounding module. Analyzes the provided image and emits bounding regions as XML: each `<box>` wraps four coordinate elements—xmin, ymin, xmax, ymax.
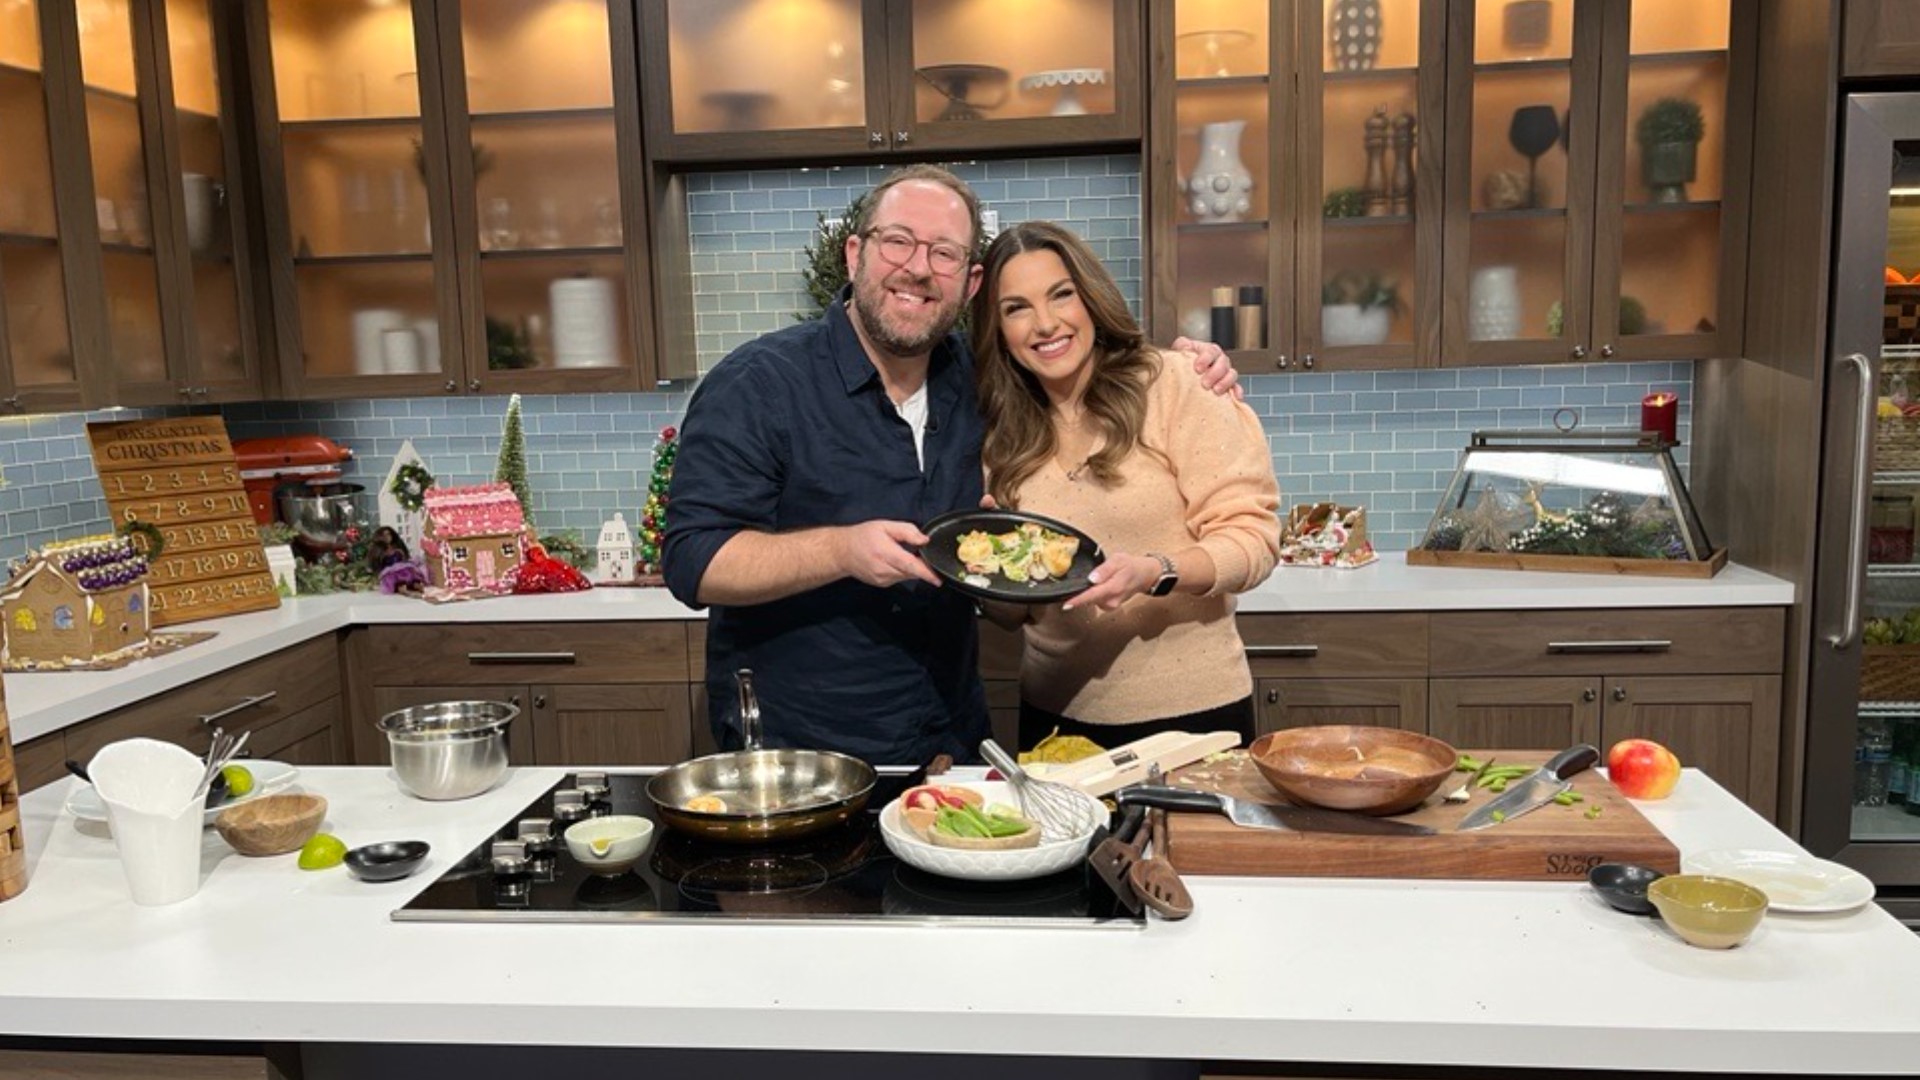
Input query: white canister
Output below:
<box><xmin>182</xmin><ymin>173</ymin><xmax>221</xmax><ymax>255</ymax></box>
<box><xmin>1468</xmin><ymin>265</ymin><xmax>1522</xmax><ymax>342</ymax></box>
<box><xmin>381</xmin><ymin>327</ymin><xmax>424</xmax><ymax>374</ymax></box>
<box><xmin>351</xmin><ymin>309</ymin><xmax>407</xmax><ymax>375</ymax></box>
<box><xmin>550</xmin><ymin>278</ymin><xmax>620</xmax><ymax>368</ymax></box>
<box><xmin>411</xmin><ymin>317</ymin><xmax>442</xmax><ymax>373</ymax></box>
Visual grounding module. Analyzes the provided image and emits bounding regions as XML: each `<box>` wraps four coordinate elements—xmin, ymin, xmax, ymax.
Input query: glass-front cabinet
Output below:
<box><xmin>0</xmin><ymin>0</ymin><xmax>87</xmax><ymax>412</ymax></box>
<box><xmin>249</xmin><ymin>0</ymin><xmax>648</xmax><ymax>397</ymax></box>
<box><xmin>640</xmin><ymin>0</ymin><xmax>1140</xmax><ymax>162</ymax></box>
<box><xmin>1441</xmin><ymin>0</ymin><xmax>1751</xmax><ymax>367</ymax></box>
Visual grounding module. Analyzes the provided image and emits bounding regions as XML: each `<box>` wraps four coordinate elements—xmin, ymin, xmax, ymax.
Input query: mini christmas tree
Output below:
<box><xmin>638</xmin><ymin>426</ymin><xmax>677</xmax><ymax>577</ymax></box>
<box><xmin>494</xmin><ymin>392</ymin><xmax>532</xmax><ymax>525</ymax></box>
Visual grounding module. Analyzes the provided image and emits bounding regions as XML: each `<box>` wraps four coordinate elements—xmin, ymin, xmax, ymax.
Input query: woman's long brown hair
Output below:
<box><xmin>970</xmin><ymin>221</ymin><xmax>1161</xmax><ymax>509</ymax></box>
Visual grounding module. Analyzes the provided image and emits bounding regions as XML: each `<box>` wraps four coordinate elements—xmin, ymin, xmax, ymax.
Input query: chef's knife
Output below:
<box><xmin>1116</xmin><ymin>785</ymin><xmax>1436</xmax><ymax>837</ymax></box>
<box><xmin>1455</xmin><ymin>744</ymin><xmax>1600</xmax><ymax>832</ymax></box>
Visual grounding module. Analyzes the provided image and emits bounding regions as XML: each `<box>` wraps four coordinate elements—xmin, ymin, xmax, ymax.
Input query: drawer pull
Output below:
<box><xmin>1246</xmin><ymin>645</ymin><xmax>1319</xmax><ymax>659</ymax></box>
<box><xmin>1545</xmin><ymin>640</ymin><xmax>1673</xmax><ymax>655</ymax></box>
<box><xmin>467</xmin><ymin>652</ymin><xmax>578</xmax><ymax>665</ymax></box>
<box><xmin>197</xmin><ymin>691</ymin><xmax>277</xmax><ymax>727</ymax></box>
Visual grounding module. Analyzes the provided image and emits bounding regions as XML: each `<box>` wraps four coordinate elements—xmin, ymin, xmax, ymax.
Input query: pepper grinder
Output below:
<box><xmin>1363</xmin><ymin>106</ymin><xmax>1391</xmax><ymax>217</ymax></box>
<box><xmin>1390</xmin><ymin>112</ymin><xmax>1416</xmax><ymax>216</ymax></box>
<box><xmin>1210</xmin><ymin>286</ymin><xmax>1237</xmax><ymax>349</ymax></box>
<box><xmin>1235</xmin><ymin>285</ymin><xmax>1265</xmax><ymax>351</ymax></box>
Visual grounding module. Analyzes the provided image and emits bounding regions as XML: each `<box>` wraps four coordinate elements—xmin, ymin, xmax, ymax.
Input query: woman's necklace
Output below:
<box><xmin>1057</xmin><ymin>407</ymin><xmax>1098</xmax><ymax>482</ymax></box>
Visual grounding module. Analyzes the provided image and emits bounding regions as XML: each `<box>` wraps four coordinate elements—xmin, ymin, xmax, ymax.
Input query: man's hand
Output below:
<box><xmin>835</xmin><ymin>520</ymin><xmax>942</xmax><ymax>588</ymax></box>
<box><xmin>1172</xmin><ymin>335</ymin><xmax>1244</xmax><ymax>401</ymax></box>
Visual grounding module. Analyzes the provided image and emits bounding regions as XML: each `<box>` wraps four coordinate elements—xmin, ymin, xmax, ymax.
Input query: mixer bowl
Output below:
<box><xmin>278</xmin><ymin>482</ymin><xmax>364</xmax><ymax>548</ymax></box>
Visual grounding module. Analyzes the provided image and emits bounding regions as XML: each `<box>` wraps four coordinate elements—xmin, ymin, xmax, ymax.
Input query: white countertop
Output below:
<box><xmin>0</xmin><ymin>766</ymin><xmax>1912</xmax><ymax>1074</ymax></box>
<box><xmin>3</xmin><ymin>553</ymin><xmax>1794</xmax><ymax>743</ymax></box>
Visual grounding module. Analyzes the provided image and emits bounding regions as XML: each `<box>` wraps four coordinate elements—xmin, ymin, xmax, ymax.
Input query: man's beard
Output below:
<box><xmin>850</xmin><ymin>248</ymin><xmax>963</xmax><ymax>358</ymax></box>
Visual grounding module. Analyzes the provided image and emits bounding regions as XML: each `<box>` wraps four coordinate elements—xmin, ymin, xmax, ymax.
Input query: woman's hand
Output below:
<box><xmin>1063</xmin><ymin>552</ymin><xmax>1160</xmax><ymax>612</ymax></box>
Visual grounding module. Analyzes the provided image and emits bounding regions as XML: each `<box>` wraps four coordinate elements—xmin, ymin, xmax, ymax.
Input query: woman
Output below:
<box><xmin>969</xmin><ymin>221</ymin><xmax>1281</xmax><ymax>750</ymax></box>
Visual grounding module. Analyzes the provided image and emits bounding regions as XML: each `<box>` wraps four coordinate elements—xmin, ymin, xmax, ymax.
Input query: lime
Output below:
<box><xmin>220</xmin><ymin>764</ymin><xmax>255</xmax><ymax>799</ymax></box>
<box><xmin>298</xmin><ymin>833</ymin><xmax>347</xmax><ymax>871</ymax></box>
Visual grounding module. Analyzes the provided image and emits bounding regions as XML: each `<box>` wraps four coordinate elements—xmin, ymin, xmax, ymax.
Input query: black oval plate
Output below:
<box><xmin>921</xmin><ymin>509</ymin><xmax>1105</xmax><ymax>604</ymax></box>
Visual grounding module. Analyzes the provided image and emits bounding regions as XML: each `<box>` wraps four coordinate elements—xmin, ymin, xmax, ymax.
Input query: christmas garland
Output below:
<box><xmin>118</xmin><ymin>519</ymin><xmax>166</xmax><ymax>561</ymax></box>
<box><xmin>389</xmin><ymin>462</ymin><xmax>435</xmax><ymax>512</ymax></box>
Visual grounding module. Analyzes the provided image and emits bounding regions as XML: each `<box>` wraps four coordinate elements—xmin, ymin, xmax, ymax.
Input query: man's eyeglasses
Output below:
<box><xmin>861</xmin><ymin>226</ymin><xmax>971</xmax><ymax>276</ymax></box>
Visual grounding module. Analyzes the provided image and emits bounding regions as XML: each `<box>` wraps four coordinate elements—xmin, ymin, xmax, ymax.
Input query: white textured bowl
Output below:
<box><xmin>878</xmin><ymin>780</ymin><xmax>1101</xmax><ymax>882</ymax></box>
<box><xmin>563</xmin><ymin>815</ymin><xmax>655</xmax><ymax>876</ymax></box>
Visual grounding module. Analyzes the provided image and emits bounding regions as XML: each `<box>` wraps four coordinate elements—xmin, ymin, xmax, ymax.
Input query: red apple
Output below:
<box><xmin>1607</xmin><ymin>738</ymin><xmax>1681</xmax><ymax>799</ymax></box>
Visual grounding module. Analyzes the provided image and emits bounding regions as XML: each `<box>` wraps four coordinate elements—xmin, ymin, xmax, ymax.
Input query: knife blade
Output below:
<box><xmin>1116</xmin><ymin>784</ymin><xmax>1436</xmax><ymax>837</ymax></box>
<box><xmin>1455</xmin><ymin>744</ymin><xmax>1600</xmax><ymax>832</ymax></box>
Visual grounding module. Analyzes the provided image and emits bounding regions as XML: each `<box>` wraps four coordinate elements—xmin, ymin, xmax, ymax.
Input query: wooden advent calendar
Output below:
<box><xmin>1</xmin><ymin>673</ymin><xmax>26</xmax><ymax>901</ymax></box>
<box><xmin>86</xmin><ymin>417</ymin><xmax>280</xmax><ymax>626</ymax></box>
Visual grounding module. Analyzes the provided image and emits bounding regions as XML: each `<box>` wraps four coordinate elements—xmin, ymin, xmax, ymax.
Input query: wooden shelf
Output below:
<box><xmin>469</xmin><ymin>106</ymin><xmax>616</xmax><ymax>125</ymax></box>
<box><xmin>100</xmin><ymin>240</ymin><xmax>155</xmax><ymax>257</ymax></box>
<box><xmin>0</xmin><ymin>60</ymin><xmax>44</xmax><ymax>81</ymax></box>
<box><xmin>1324</xmin><ymin>213</ymin><xmax>1415</xmax><ymax>229</ymax></box>
<box><xmin>82</xmin><ymin>82</ymin><xmax>139</xmax><ymax>108</ymax></box>
<box><xmin>478</xmin><ymin>245</ymin><xmax>624</xmax><ymax>261</ymax></box>
<box><xmin>0</xmin><ymin>231</ymin><xmax>58</xmax><ymax>248</ymax></box>
<box><xmin>1174</xmin><ymin>75</ymin><xmax>1269</xmax><ymax>91</ymax></box>
<box><xmin>1471</xmin><ymin>206</ymin><xmax>1569</xmax><ymax>221</ymax></box>
<box><xmin>293</xmin><ymin>251</ymin><xmax>433</xmax><ymax>267</ymax></box>
<box><xmin>1323</xmin><ymin>65</ymin><xmax>1419</xmax><ymax>83</ymax></box>
<box><xmin>1473</xmin><ymin>57</ymin><xmax>1573</xmax><ymax>75</ymax></box>
<box><xmin>281</xmin><ymin>115</ymin><xmax>421</xmax><ymax>133</ymax></box>
<box><xmin>1629</xmin><ymin>48</ymin><xmax>1728</xmax><ymax>67</ymax></box>
<box><xmin>1622</xmin><ymin>199</ymin><xmax>1722</xmax><ymax>214</ymax></box>
<box><xmin>1176</xmin><ymin>220</ymin><xmax>1268</xmax><ymax>235</ymax></box>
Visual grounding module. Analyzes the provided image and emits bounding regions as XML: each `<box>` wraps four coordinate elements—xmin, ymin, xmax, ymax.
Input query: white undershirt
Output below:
<box><xmin>894</xmin><ymin>383</ymin><xmax>929</xmax><ymax>469</ymax></box>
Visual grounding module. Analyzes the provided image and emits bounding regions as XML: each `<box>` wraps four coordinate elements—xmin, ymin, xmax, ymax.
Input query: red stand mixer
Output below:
<box><xmin>234</xmin><ymin>437</ymin><xmax>359</xmax><ymax>558</ymax></box>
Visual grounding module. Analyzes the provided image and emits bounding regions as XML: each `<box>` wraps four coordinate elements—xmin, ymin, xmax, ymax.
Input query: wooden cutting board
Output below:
<box><xmin>1164</xmin><ymin>749</ymin><xmax>1680</xmax><ymax>882</ymax></box>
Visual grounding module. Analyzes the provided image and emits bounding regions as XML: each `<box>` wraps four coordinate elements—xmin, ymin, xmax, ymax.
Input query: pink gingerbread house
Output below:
<box><xmin>420</xmin><ymin>483</ymin><xmax>531</xmax><ymax>592</ymax></box>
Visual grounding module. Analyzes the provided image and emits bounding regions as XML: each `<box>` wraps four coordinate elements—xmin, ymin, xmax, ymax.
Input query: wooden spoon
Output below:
<box><xmin>1128</xmin><ymin>808</ymin><xmax>1193</xmax><ymax>920</ymax></box>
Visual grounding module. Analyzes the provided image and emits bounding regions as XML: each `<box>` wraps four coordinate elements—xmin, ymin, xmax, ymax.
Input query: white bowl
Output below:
<box><xmin>564</xmin><ymin>816</ymin><xmax>655</xmax><ymax>876</ymax></box>
<box><xmin>878</xmin><ymin>780</ymin><xmax>1102</xmax><ymax>882</ymax></box>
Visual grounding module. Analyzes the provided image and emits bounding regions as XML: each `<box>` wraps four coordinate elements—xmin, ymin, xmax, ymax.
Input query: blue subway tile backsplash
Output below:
<box><xmin>0</xmin><ymin>154</ymin><xmax>1694</xmax><ymax>567</ymax></box>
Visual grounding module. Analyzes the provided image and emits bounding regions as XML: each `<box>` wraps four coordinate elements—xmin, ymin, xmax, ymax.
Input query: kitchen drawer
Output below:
<box><xmin>63</xmin><ymin>636</ymin><xmax>342</xmax><ymax>764</ymax></box>
<box><xmin>1428</xmin><ymin>608</ymin><xmax>1786</xmax><ymax>677</ymax></box>
<box><xmin>1237</xmin><ymin>613</ymin><xmax>1428</xmax><ymax>678</ymax></box>
<box><xmin>11</xmin><ymin>732</ymin><xmax>66</xmax><ymax>794</ymax></box>
<box><xmin>246</xmin><ymin>696</ymin><xmax>346</xmax><ymax>766</ymax></box>
<box><xmin>365</xmin><ymin>623</ymin><xmax>690</xmax><ymax>685</ymax></box>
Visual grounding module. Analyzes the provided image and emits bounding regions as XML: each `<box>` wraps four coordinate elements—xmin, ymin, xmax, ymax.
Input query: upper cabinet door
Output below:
<box><xmin>1296</xmin><ymin>0</ymin><xmax>1446</xmax><ymax>372</ymax></box>
<box><xmin>0</xmin><ymin>0</ymin><xmax>90</xmax><ymax>413</ymax></box>
<box><xmin>436</xmin><ymin>0</ymin><xmax>649</xmax><ymax>395</ymax></box>
<box><xmin>1588</xmin><ymin>0</ymin><xmax>1750</xmax><ymax>362</ymax></box>
<box><xmin>640</xmin><ymin>0</ymin><xmax>1140</xmax><ymax>163</ymax></box>
<box><xmin>1441</xmin><ymin>0</ymin><xmax>1603</xmax><ymax>367</ymax></box>
<box><xmin>249</xmin><ymin>0</ymin><xmax>464</xmax><ymax>399</ymax></box>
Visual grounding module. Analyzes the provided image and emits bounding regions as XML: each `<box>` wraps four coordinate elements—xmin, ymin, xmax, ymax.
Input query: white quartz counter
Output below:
<box><xmin>3</xmin><ymin>552</ymin><xmax>1794</xmax><ymax>743</ymax></box>
<box><xmin>0</xmin><ymin>766</ymin><xmax>1912</xmax><ymax>1074</ymax></box>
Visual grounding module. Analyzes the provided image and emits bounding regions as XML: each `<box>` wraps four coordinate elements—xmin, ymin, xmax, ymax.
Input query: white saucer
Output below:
<box><xmin>66</xmin><ymin>760</ymin><xmax>301</xmax><ymax>827</ymax></box>
<box><xmin>1681</xmin><ymin>848</ymin><xmax>1876</xmax><ymax>914</ymax></box>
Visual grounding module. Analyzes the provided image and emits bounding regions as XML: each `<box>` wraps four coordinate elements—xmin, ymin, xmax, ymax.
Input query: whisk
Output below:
<box><xmin>980</xmin><ymin>739</ymin><xmax>1098</xmax><ymax>841</ymax></box>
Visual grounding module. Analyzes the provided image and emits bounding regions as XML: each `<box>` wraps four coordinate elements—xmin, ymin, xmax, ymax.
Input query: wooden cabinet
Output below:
<box><xmin>639</xmin><ymin>0</ymin><xmax>1142</xmax><ymax>164</ymax></box>
<box><xmin>1843</xmin><ymin>0</ymin><xmax>1920</xmax><ymax>79</ymax></box>
<box><xmin>10</xmin><ymin>731</ymin><xmax>68</xmax><ymax>794</ymax></box>
<box><xmin>353</xmin><ymin>622</ymin><xmax>695</xmax><ymax>766</ymax></box>
<box><xmin>1598</xmin><ymin>673</ymin><xmax>1779</xmax><ymax>807</ymax></box>
<box><xmin>1242</xmin><ymin>612</ymin><xmax>1429</xmax><ymax>733</ymax></box>
<box><xmin>1257</xmin><ymin>677</ymin><xmax>1428</xmax><ymax>733</ymax></box>
<box><xmin>244</xmin><ymin>0</ymin><xmax>655</xmax><ymax>399</ymax></box>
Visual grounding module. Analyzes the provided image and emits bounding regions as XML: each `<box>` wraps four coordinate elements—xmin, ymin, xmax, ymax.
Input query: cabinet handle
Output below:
<box><xmin>468</xmin><ymin>378</ymin><xmax>482</xmax><ymax>392</ymax></box>
<box><xmin>869</xmin><ymin>131</ymin><xmax>884</xmax><ymax>146</ymax></box>
<box><xmin>1545</xmin><ymin>640</ymin><xmax>1672</xmax><ymax>654</ymax></box>
<box><xmin>197</xmin><ymin>691</ymin><xmax>277</xmax><ymax>727</ymax></box>
<box><xmin>1570</xmin><ymin>345</ymin><xmax>1588</xmax><ymax>360</ymax></box>
<box><xmin>533</xmin><ymin>694</ymin><xmax>547</xmax><ymax>709</ymax></box>
<box><xmin>193</xmin><ymin>387</ymin><xmax>209</xmax><ymax>397</ymax></box>
<box><xmin>1275</xmin><ymin>354</ymin><xmax>1290</xmax><ymax>370</ymax></box>
<box><xmin>894</xmin><ymin>131</ymin><xmax>911</xmax><ymax>145</ymax></box>
<box><xmin>1830</xmin><ymin>352</ymin><xmax>1874</xmax><ymax>650</ymax></box>
<box><xmin>4</xmin><ymin>395</ymin><xmax>21</xmax><ymax>410</ymax></box>
<box><xmin>467</xmin><ymin>651</ymin><xmax>578</xmax><ymax>665</ymax></box>
<box><xmin>1600</xmin><ymin>344</ymin><xmax>1615</xmax><ymax>358</ymax></box>
<box><xmin>1246</xmin><ymin>644</ymin><xmax>1319</xmax><ymax>659</ymax></box>
<box><xmin>1265</xmin><ymin>689</ymin><xmax>1279</xmax><ymax>704</ymax></box>
<box><xmin>444</xmin><ymin>379</ymin><xmax>457</xmax><ymax>393</ymax></box>
<box><xmin>1613</xmin><ymin>686</ymin><xmax>1628</xmax><ymax>702</ymax></box>
<box><xmin>1582</xmin><ymin>688</ymin><xmax>1598</xmax><ymax>702</ymax></box>
<box><xmin>1301</xmin><ymin>353</ymin><xmax>1315</xmax><ymax>370</ymax></box>
<box><xmin>177</xmin><ymin>386</ymin><xmax>193</xmax><ymax>398</ymax></box>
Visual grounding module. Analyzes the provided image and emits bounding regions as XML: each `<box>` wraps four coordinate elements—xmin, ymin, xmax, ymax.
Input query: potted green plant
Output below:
<box><xmin>1320</xmin><ymin>271</ymin><xmax>1401</xmax><ymax>347</ymax></box>
<box><xmin>1635</xmin><ymin>97</ymin><xmax>1704</xmax><ymax>204</ymax></box>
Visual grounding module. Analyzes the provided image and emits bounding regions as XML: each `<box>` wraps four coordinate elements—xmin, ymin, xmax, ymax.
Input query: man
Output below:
<box><xmin>665</xmin><ymin>165</ymin><xmax>1238</xmax><ymax>764</ymax></box>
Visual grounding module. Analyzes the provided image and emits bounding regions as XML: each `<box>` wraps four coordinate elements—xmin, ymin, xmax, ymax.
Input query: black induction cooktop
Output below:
<box><xmin>394</xmin><ymin>769</ymin><xmax>1144</xmax><ymax>928</ymax></box>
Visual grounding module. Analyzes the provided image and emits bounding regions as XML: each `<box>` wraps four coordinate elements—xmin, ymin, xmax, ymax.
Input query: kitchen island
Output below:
<box><xmin>0</xmin><ymin>764</ymin><xmax>1914</xmax><ymax>1079</ymax></box>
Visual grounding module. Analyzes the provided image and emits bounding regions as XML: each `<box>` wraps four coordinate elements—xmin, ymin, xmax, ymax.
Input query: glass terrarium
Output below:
<box><xmin>1413</xmin><ymin>430</ymin><xmax>1718</xmax><ymax>572</ymax></box>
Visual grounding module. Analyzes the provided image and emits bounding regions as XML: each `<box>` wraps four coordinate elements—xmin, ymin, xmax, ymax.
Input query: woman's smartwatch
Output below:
<box><xmin>1145</xmin><ymin>553</ymin><xmax>1179</xmax><ymax>597</ymax></box>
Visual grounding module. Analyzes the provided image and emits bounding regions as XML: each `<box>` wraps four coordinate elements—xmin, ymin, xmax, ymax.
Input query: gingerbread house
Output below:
<box><xmin>420</xmin><ymin>483</ymin><xmax>531</xmax><ymax>592</ymax></box>
<box><xmin>2</xmin><ymin>535</ymin><xmax>151</xmax><ymax>667</ymax></box>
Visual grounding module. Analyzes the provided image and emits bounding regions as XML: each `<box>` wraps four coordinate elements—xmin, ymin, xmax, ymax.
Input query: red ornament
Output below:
<box><xmin>509</xmin><ymin>550</ymin><xmax>591</xmax><ymax>594</ymax></box>
<box><xmin>661</xmin><ymin>426</ymin><xmax>677</xmax><ymax>440</ymax></box>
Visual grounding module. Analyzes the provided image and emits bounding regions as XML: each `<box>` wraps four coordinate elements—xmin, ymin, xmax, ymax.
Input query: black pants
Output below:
<box><xmin>1018</xmin><ymin>696</ymin><xmax>1257</xmax><ymax>753</ymax></box>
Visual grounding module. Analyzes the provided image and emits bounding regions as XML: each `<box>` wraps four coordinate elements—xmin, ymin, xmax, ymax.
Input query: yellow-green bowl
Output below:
<box><xmin>1647</xmin><ymin>874</ymin><xmax>1768</xmax><ymax>949</ymax></box>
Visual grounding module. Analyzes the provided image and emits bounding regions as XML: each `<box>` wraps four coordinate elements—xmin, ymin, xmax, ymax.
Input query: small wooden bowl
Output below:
<box><xmin>215</xmin><ymin>793</ymin><xmax>327</xmax><ymax>856</ymax></box>
<box><xmin>1249</xmin><ymin>726</ymin><xmax>1457</xmax><ymax>816</ymax></box>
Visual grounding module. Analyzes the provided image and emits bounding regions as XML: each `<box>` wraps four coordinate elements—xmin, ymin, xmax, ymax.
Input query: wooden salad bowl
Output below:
<box><xmin>1248</xmin><ymin>726</ymin><xmax>1457</xmax><ymax>816</ymax></box>
<box><xmin>215</xmin><ymin>793</ymin><xmax>327</xmax><ymax>856</ymax></box>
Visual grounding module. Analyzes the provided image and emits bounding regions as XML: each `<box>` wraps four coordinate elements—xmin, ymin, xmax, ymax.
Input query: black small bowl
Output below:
<box><xmin>344</xmin><ymin>840</ymin><xmax>431</xmax><ymax>883</ymax></box>
<box><xmin>1588</xmin><ymin>862</ymin><xmax>1665</xmax><ymax>916</ymax></box>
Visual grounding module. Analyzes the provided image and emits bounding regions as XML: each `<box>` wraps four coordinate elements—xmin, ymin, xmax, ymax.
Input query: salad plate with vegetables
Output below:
<box><xmin>879</xmin><ymin>780</ymin><xmax>1104</xmax><ymax>881</ymax></box>
<box><xmin>920</xmin><ymin>509</ymin><xmax>1104</xmax><ymax>604</ymax></box>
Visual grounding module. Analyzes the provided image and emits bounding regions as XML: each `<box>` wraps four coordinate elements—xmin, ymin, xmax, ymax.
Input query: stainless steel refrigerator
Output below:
<box><xmin>1808</xmin><ymin>92</ymin><xmax>1920</xmax><ymax>925</ymax></box>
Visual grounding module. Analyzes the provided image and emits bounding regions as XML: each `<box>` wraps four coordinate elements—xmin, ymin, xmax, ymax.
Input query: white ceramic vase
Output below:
<box><xmin>1188</xmin><ymin>120</ymin><xmax>1254</xmax><ymax>224</ymax></box>
<box><xmin>1469</xmin><ymin>265</ymin><xmax>1522</xmax><ymax>341</ymax></box>
<box><xmin>1322</xmin><ymin>303</ymin><xmax>1391</xmax><ymax>347</ymax></box>
<box><xmin>182</xmin><ymin>173</ymin><xmax>222</xmax><ymax>255</ymax></box>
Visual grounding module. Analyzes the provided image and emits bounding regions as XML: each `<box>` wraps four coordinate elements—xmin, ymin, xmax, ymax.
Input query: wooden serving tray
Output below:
<box><xmin>1164</xmin><ymin>749</ymin><xmax>1680</xmax><ymax>882</ymax></box>
<box><xmin>1405</xmin><ymin>547</ymin><xmax>1727</xmax><ymax>579</ymax></box>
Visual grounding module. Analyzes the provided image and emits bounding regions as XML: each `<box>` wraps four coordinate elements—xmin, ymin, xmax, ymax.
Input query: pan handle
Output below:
<box><xmin>735</xmin><ymin>668</ymin><xmax>761</xmax><ymax>749</ymax></box>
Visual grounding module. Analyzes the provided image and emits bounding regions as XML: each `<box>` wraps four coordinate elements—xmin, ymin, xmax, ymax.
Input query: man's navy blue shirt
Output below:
<box><xmin>662</xmin><ymin>290</ymin><xmax>989</xmax><ymax>766</ymax></box>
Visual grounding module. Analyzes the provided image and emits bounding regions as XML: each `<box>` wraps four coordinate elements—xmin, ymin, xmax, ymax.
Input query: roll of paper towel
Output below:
<box><xmin>550</xmin><ymin>278</ymin><xmax>619</xmax><ymax>368</ymax></box>
<box><xmin>351</xmin><ymin>308</ymin><xmax>407</xmax><ymax>375</ymax></box>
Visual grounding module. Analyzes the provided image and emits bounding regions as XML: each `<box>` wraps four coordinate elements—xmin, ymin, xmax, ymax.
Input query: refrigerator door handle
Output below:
<box><xmin>1830</xmin><ymin>352</ymin><xmax>1874</xmax><ymax>650</ymax></box>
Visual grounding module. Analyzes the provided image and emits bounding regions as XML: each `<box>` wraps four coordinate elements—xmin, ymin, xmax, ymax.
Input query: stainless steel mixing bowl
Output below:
<box><xmin>376</xmin><ymin>700</ymin><xmax>517</xmax><ymax>800</ymax></box>
<box><xmin>277</xmin><ymin>482</ymin><xmax>365</xmax><ymax>549</ymax></box>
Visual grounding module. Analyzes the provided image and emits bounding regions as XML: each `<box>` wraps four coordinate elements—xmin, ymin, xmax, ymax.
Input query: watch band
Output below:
<box><xmin>1146</xmin><ymin>552</ymin><xmax>1178</xmax><ymax>598</ymax></box>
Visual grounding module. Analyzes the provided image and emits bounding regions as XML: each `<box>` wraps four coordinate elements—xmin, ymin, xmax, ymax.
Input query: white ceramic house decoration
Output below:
<box><xmin>379</xmin><ymin>439</ymin><xmax>429</xmax><ymax>556</ymax></box>
<box><xmin>594</xmin><ymin>512</ymin><xmax>635</xmax><ymax>584</ymax></box>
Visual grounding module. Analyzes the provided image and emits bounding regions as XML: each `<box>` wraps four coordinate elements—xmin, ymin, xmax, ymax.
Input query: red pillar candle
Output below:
<box><xmin>1641</xmin><ymin>392</ymin><xmax>1678</xmax><ymax>445</ymax></box>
